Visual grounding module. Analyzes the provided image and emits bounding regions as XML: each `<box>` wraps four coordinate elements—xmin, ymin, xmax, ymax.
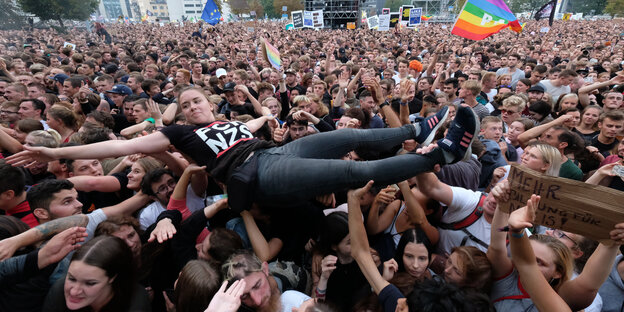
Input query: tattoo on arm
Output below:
<box><xmin>35</xmin><ymin>215</ymin><xmax>89</xmax><ymax>238</ymax></box>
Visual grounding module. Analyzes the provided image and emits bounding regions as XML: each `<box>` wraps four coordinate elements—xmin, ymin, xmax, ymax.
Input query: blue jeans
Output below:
<box><xmin>252</xmin><ymin>126</ymin><xmax>444</xmax><ymax>203</ymax></box>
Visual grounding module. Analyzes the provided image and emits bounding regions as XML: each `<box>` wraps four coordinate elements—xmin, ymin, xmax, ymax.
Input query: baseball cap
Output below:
<box><xmin>223</xmin><ymin>82</ymin><xmax>236</xmax><ymax>92</ymax></box>
<box><xmin>216</xmin><ymin>68</ymin><xmax>227</xmax><ymax>78</ymax></box>
<box><xmin>50</xmin><ymin>73</ymin><xmax>69</xmax><ymax>84</ymax></box>
<box><xmin>209</xmin><ymin>57</ymin><xmax>218</xmax><ymax>62</ymax></box>
<box><xmin>106</xmin><ymin>85</ymin><xmax>133</xmax><ymax>95</ymax></box>
<box><xmin>200</xmin><ymin>54</ymin><xmax>210</xmax><ymax>59</ymax></box>
<box><xmin>527</xmin><ymin>85</ymin><xmax>545</xmax><ymax>93</ymax></box>
<box><xmin>285</xmin><ymin>68</ymin><xmax>296</xmax><ymax>75</ymax></box>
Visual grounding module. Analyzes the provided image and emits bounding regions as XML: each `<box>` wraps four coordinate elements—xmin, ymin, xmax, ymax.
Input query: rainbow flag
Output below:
<box><xmin>261</xmin><ymin>39</ymin><xmax>281</xmax><ymax>71</ymax></box>
<box><xmin>451</xmin><ymin>0</ymin><xmax>521</xmax><ymax>40</ymax></box>
<box><xmin>421</xmin><ymin>15</ymin><xmax>432</xmax><ymax>21</ymax></box>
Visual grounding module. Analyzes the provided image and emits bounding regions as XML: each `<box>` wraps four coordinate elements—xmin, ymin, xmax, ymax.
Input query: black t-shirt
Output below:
<box><xmin>160</xmin><ymin>121</ymin><xmax>274</xmax><ymax>183</ymax></box>
<box><xmin>112</xmin><ymin>114</ymin><xmax>134</xmax><ymax>134</ymax></box>
<box><xmin>78</xmin><ymin>171</ymin><xmax>132</xmax><ymax>213</ymax></box>
<box><xmin>590</xmin><ymin>135</ymin><xmax>619</xmax><ymax>157</ymax></box>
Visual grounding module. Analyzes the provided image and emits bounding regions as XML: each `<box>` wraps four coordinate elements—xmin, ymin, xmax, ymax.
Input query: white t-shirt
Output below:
<box><xmin>137</xmin><ymin>185</ymin><xmax>206</xmax><ymax>230</ymax></box>
<box><xmin>280</xmin><ymin>290</ymin><xmax>311</xmax><ymax>312</ymax></box>
<box><xmin>540</xmin><ymin>80</ymin><xmax>570</xmax><ymax>103</ymax></box>
<box><xmin>436</xmin><ymin>187</ymin><xmax>491</xmax><ymax>255</ymax></box>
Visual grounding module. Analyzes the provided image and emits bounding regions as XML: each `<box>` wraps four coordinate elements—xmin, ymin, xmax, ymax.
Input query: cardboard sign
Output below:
<box><xmin>409</xmin><ymin>7</ymin><xmax>422</xmax><ymax>26</ymax></box>
<box><xmin>378</xmin><ymin>14</ymin><xmax>390</xmax><ymax>31</ymax></box>
<box><xmin>368</xmin><ymin>15</ymin><xmax>379</xmax><ymax>29</ymax></box>
<box><xmin>499</xmin><ymin>164</ymin><xmax>624</xmax><ymax>243</ymax></box>
<box><xmin>292</xmin><ymin>11</ymin><xmax>304</xmax><ymax>29</ymax></box>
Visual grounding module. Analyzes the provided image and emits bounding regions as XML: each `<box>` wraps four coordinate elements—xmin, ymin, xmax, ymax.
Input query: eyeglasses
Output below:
<box><xmin>500</xmin><ymin>109</ymin><xmax>519</xmax><ymax>115</ymax></box>
<box><xmin>0</xmin><ymin>110</ymin><xmax>18</xmax><ymax>114</ymax></box>
<box><xmin>552</xmin><ymin>229</ymin><xmax>579</xmax><ymax>248</ymax></box>
<box><xmin>156</xmin><ymin>179</ymin><xmax>176</xmax><ymax>195</ymax></box>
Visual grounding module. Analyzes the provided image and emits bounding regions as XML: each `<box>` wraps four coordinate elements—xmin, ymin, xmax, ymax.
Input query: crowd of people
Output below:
<box><xmin>0</xmin><ymin>17</ymin><xmax>623</xmax><ymax>312</ymax></box>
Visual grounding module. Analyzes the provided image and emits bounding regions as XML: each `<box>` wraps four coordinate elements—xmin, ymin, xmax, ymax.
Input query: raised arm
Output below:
<box><xmin>398</xmin><ymin>80</ymin><xmax>412</xmax><ymax>125</ymax></box>
<box><xmin>487</xmin><ymin>180</ymin><xmax>513</xmax><ymax>278</ymax></box>
<box><xmin>0</xmin><ymin>214</ymin><xmax>88</xmax><ymax>261</ymax></box>
<box><xmin>7</xmin><ymin>131</ymin><xmax>172</xmax><ymax>166</ymax></box>
<box><xmin>399</xmin><ymin>182</ymin><xmax>439</xmax><ymax>245</ymax></box>
<box><xmin>240</xmin><ymin>210</ymin><xmax>283</xmax><ymax>262</ymax></box>
<box><xmin>101</xmin><ymin>192</ymin><xmax>151</xmax><ymax>218</ymax></box>
<box><xmin>508</xmin><ymin>195</ymin><xmax>571</xmax><ymax>312</ymax></box>
<box><xmin>67</xmin><ymin>175</ymin><xmax>122</xmax><ymax>193</ymax></box>
<box><xmin>517</xmin><ymin>115</ymin><xmax>571</xmax><ymax>148</ymax></box>
<box><xmin>558</xmin><ymin>242</ymin><xmax>621</xmax><ymax>310</ymax></box>
<box><xmin>348</xmin><ymin>180</ymin><xmax>390</xmax><ymax>295</ymax></box>
<box><xmin>415</xmin><ymin>172</ymin><xmax>453</xmax><ymax>206</ymax></box>
<box><xmin>0</xmin><ymin>127</ymin><xmax>23</xmax><ymax>154</ymax></box>
<box><xmin>236</xmin><ymin>84</ymin><xmax>264</xmax><ymax>117</ymax></box>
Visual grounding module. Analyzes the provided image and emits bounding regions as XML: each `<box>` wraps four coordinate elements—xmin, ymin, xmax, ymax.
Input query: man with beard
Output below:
<box><xmin>222</xmin><ymin>250</ymin><xmax>309</xmax><ymax>312</ymax></box>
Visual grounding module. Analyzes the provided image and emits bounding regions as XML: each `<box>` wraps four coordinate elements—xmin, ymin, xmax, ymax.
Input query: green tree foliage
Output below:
<box><xmin>248</xmin><ymin>0</ymin><xmax>264</xmax><ymax>17</ymax></box>
<box><xmin>260</xmin><ymin>0</ymin><xmax>277</xmax><ymax>18</ymax></box>
<box><xmin>508</xmin><ymin>0</ymin><xmax>545</xmax><ymax>14</ymax></box>
<box><xmin>605</xmin><ymin>0</ymin><xmax>624</xmax><ymax>16</ymax></box>
<box><xmin>272</xmin><ymin>0</ymin><xmax>303</xmax><ymax>16</ymax></box>
<box><xmin>0</xmin><ymin>0</ymin><xmax>25</xmax><ymax>29</ymax></box>
<box><xmin>17</xmin><ymin>0</ymin><xmax>99</xmax><ymax>28</ymax></box>
<box><xmin>568</xmin><ymin>0</ymin><xmax>606</xmax><ymax>15</ymax></box>
<box><xmin>229</xmin><ymin>0</ymin><xmax>250</xmax><ymax>15</ymax></box>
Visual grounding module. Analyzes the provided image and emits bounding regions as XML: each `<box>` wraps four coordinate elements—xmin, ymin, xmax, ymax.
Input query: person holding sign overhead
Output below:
<box><xmin>488</xmin><ymin>173</ymin><xmax>623</xmax><ymax>311</ymax></box>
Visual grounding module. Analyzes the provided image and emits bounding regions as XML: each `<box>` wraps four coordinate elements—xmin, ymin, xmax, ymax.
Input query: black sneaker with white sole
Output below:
<box><xmin>437</xmin><ymin>106</ymin><xmax>479</xmax><ymax>163</ymax></box>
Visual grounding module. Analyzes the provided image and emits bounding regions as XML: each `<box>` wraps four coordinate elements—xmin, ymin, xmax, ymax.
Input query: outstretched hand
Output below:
<box><xmin>6</xmin><ymin>145</ymin><xmax>57</xmax><ymax>168</ymax></box>
<box><xmin>38</xmin><ymin>227</ymin><xmax>88</xmax><ymax>268</ymax></box>
<box><xmin>348</xmin><ymin>180</ymin><xmax>375</xmax><ymax>201</ymax></box>
<box><xmin>508</xmin><ymin>194</ymin><xmax>540</xmax><ymax>232</ymax></box>
<box><xmin>205</xmin><ymin>280</ymin><xmax>246</xmax><ymax>312</ymax></box>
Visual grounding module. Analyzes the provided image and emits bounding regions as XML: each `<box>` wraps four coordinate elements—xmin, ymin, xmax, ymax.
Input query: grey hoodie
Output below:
<box><xmin>598</xmin><ymin>254</ymin><xmax>624</xmax><ymax>312</ymax></box>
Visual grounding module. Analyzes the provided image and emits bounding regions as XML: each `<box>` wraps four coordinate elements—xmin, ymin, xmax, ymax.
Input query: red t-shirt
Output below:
<box><xmin>7</xmin><ymin>200</ymin><xmax>39</xmax><ymax>228</ymax></box>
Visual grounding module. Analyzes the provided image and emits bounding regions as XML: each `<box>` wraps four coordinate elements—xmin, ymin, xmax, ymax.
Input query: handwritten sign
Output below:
<box><xmin>291</xmin><ymin>11</ymin><xmax>304</xmax><ymax>29</ymax></box>
<box><xmin>378</xmin><ymin>14</ymin><xmax>390</xmax><ymax>31</ymax></box>
<box><xmin>368</xmin><ymin>15</ymin><xmax>379</xmax><ymax>29</ymax></box>
<box><xmin>500</xmin><ymin>164</ymin><xmax>624</xmax><ymax>243</ymax></box>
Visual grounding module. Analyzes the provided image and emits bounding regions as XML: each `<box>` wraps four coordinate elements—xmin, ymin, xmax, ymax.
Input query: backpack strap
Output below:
<box><xmin>439</xmin><ymin>193</ymin><xmax>487</xmax><ymax>230</ymax></box>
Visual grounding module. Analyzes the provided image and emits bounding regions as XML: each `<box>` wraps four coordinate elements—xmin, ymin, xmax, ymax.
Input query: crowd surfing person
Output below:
<box><xmin>0</xmin><ymin>17</ymin><xmax>624</xmax><ymax>312</ymax></box>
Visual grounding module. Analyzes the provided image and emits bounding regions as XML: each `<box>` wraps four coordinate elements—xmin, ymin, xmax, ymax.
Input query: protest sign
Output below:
<box><xmin>63</xmin><ymin>42</ymin><xmax>76</xmax><ymax>50</ymax></box>
<box><xmin>285</xmin><ymin>23</ymin><xmax>294</xmax><ymax>30</ymax></box>
<box><xmin>312</xmin><ymin>10</ymin><xmax>324</xmax><ymax>28</ymax></box>
<box><xmin>368</xmin><ymin>15</ymin><xmax>379</xmax><ymax>29</ymax></box>
<box><xmin>378</xmin><ymin>14</ymin><xmax>390</xmax><ymax>31</ymax></box>
<box><xmin>389</xmin><ymin>13</ymin><xmax>400</xmax><ymax>28</ymax></box>
<box><xmin>382</xmin><ymin>8</ymin><xmax>390</xmax><ymax>15</ymax></box>
<box><xmin>291</xmin><ymin>11</ymin><xmax>304</xmax><ymax>29</ymax></box>
<box><xmin>400</xmin><ymin>6</ymin><xmax>413</xmax><ymax>25</ymax></box>
<box><xmin>499</xmin><ymin>164</ymin><xmax>624</xmax><ymax>243</ymax></box>
<box><xmin>409</xmin><ymin>7</ymin><xmax>422</xmax><ymax>26</ymax></box>
<box><xmin>303</xmin><ymin>11</ymin><xmax>314</xmax><ymax>28</ymax></box>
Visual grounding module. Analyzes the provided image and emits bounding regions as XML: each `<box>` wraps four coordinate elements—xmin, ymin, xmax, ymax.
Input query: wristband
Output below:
<box><xmin>379</xmin><ymin>101</ymin><xmax>390</xmax><ymax>109</ymax></box>
<box><xmin>145</xmin><ymin>118</ymin><xmax>155</xmax><ymax>124</ymax></box>
<box><xmin>510</xmin><ymin>231</ymin><xmax>525</xmax><ymax>238</ymax></box>
<box><xmin>400</xmin><ymin>101</ymin><xmax>408</xmax><ymax>106</ymax></box>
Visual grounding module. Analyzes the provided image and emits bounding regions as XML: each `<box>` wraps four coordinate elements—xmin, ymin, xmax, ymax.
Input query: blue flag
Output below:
<box><xmin>201</xmin><ymin>0</ymin><xmax>221</xmax><ymax>25</ymax></box>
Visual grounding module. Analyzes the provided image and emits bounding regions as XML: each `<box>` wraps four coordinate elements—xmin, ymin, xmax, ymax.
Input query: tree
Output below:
<box><xmin>229</xmin><ymin>0</ymin><xmax>250</xmax><ymax>15</ymax></box>
<box><xmin>604</xmin><ymin>0</ymin><xmax>624</xmax><ymax>16</ymax></box>
<box><xmin>248</xmin><ymin>0</ymin><xmax>264</xmax><ymax>18</ymax></box>
<box><xmin>259</xmin><ymin>0</ymin><xmax>277</xmax><ymax>18</ymax></box>
<box><xmin>17</xmin><ymin>0</ymin><xmax>99</xmax><ymax>28</ymax></box>
<box><xmin>0</xmin><ymin>0</ymin><xmax>25</xmax><ymax>29</ymax></box>
<box><xmin>568</xmin><ymin>0</ymin><xmax>606</xmax><ymax>15</ymax></box>
<box><xmin>272</xmin><ymin>0</ymin><xmax>303</xmax><ymax>16</ymax></box>
<box><xmin>508</xmin><ymin>0</ymin><xmax>545</xmax><ymax>14</ymax></box>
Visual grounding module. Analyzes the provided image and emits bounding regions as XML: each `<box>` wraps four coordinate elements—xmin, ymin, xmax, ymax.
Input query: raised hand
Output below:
<box><xmin>6</xmin><ymin>145</ymin><xmax>57</xmax><ymax>168</ymax></box>
<box><xmin>148</xmin><ymin>218</ymin><xmax>177</xmax><ymax>243</ymax></box>
<box><xmin>382</xmin><ymin>259</ymin><xmax>398</xmax><ymax>281</ymax></box>
<box><xmin>205</xmin><ymin>280</ymin><xmax>246</xmax><ymax>312</ymax></box>
<box><xmin>38</xmin><ymin>227</ymin><xmax>88</xmax><ymax>268</ymax></box>
<box><xmin>508</xmin><ymin>194</ymin><xmax>540</xmax><ymax>232</ymax></box>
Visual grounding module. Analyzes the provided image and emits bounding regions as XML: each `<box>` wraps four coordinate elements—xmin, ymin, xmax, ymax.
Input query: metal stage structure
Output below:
<box><xmin>305</xmin><ymin>0</ymin><xmax>360</xmax><ymax>29</ymax></box>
